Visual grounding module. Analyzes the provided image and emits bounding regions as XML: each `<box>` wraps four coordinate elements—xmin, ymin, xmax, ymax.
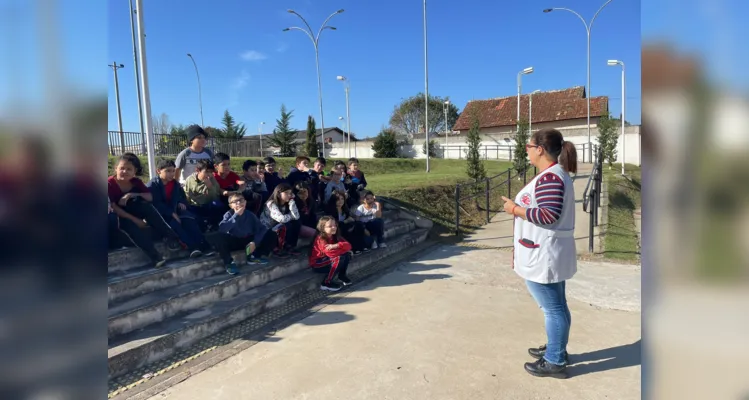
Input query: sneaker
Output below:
<box><xmin>248</xmin><ymin>255</ymin><xmax>269</xmax><ymax>265</ymax></box>
<box><xmin>165</xmin><ymin>238</ymin><xmax>182</xmax><ymax>251</ymax></box>
<box><xmin>320</xmin><ymin>281</ymin><xmax>342</xmax><ymax>291</ymax></box>
<box><xmin>371</xmin><ymin>242</ymin><xmax>378</xmax><ymax>250</ymax></box>
<box><xmin>528</xmin><ymin>344</ymin><xmax>569</xmax><ymax>364</ymax></box>
<box><xmin>225</xmin><ymin>262</ymin><xmax>239</xmax><ymax>275</ymax></box>
<box><xmin>273</xmin><ymin>249</ymin><xmax>289</xmax><ymax>259</ymax></box>
<box><xmin>353</xmin><ymin>250</ymin><xmax>362</xmax><ymax>255</ymax></box>
<box><xmin>339</xmin><ymin>276</ymin><xmax>352</xmax><ymax>286</ymax></box>
<box><xmin>189</xmin><ymin>249</ymin><xmax>203</xmax><ymax>258</ymax></box>
<box><xmin>379</xmin><ymin>242</ymin><xmax>387</xmax><ymax>248</ymax></box>
<box><xmin>285</xmin><ymin>247</ymin><xmax>301</xmax><ymax>256</ymax></box>
<box><xmin>202</xmin><ymin>249</ymin><xmax>216</xmax><ymax>257</ymax></box>
<box><xmin>523</xmin><ymin>357</ymin><xmax>567</xmax><ymax>379</ymax></box>
<box><xmin>154</xmin><ymin>258</ymin><xmax>168</xmax><ymax>268</ymax></box>
<box><xmin>363</xmin><ymin>248</ymin><xmax>371</xmax><ymax>253</ymax></box>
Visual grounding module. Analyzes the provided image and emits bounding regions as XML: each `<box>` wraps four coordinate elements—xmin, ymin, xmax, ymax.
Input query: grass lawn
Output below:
<box><xmin>602</xmin><ymin>164</ymin><xmax>642</xmax><ymax>263</ymax></box>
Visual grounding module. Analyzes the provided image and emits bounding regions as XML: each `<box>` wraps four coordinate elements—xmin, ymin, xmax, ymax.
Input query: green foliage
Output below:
<box><xmin>268</xmin><ymin>104</ymin><xmax>297</xmax><ymax>157</ymax></box>
<box><xmin>304</xmin><ymin>115</ymin><xmax>320</xmax><ymax>157</ymax></box>
<box><xmin>513</xmin><ymin>119</ymin><xmax>530</xmax><ymax>175</ymax></box>
<box><xmin>465</xmin><ymin>113</ymin><xmax>486</xmax><ymax>181</ymax></box>
<box><xmin>154</xmin><ymin>124</ymin><xmax>187</xmax><ymax>155</ymax></box>
<box><xmin>203</xmin><ymin>126</ymin><xmax>223</xmax><ymax>138</ymax></box>
<box><xmin>371</xmin><ymin>127</ymin><xmax>399</xmax><ymax>158</ymax></box>
<box><xmin>596</xmin><ymin>113</ymin><xmax>619</xmax><ymax>167</ymax></box>
<box><xmin>389</xmin><ymin>93</ymin><xmax>460</xmax><ymax>136</ymax></box>
<box><xmin>217</xmin><ymin>110</ymin><xmax>247</xmax><ymax>140</ymax></box>
<box><xmin>422</xmin><ymin>139</ymin><xmax>440</xmax><ymax>158</ymax></box>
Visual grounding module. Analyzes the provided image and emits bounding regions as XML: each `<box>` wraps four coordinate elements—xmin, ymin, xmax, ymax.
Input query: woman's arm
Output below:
<box><xmin>504</xmin><ymin>173</ymin><xmax>565</xmax><ymax>226</ymax></box>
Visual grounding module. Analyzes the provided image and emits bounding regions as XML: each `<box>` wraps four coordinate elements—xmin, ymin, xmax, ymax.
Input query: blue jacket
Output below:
<box><xmin>218</xmin><ymin>209</ymin><xmax>268</xmax><ymax>240</ymax></box>
<box><xmin>147</xmin><ymin>177</ymin><xmax>195</xmax><ymax>219</ymax></box>
<box><xmin>263</xmin><ymin>171</ymin><xmax>284</xmax><ymax>196</ymax></box>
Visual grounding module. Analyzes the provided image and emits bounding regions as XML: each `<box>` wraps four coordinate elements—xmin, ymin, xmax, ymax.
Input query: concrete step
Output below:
<box><xmin>108</xmin><ymin>219</ymin><xmax>416</xmax><ymax>338</ymax></box>
<box><xmin>108</xmin><ymin>209</ymin><xmax>402</xmax><ymax>274</ymax></box>
<box><xmin>108</xmin><ymin>227</ymin><xmax>430</xmax><ymax>379</ymax></box>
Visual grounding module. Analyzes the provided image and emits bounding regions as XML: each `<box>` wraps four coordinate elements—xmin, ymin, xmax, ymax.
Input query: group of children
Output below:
<box><xmin>108</xmin><ymin>124</ymin><xmax>387</xmax><ymax>291</ymax></box>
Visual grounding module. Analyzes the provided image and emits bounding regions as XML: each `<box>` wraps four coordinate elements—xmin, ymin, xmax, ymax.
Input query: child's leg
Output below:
<box><xmin>342</xmin><ymin>222</ymin><xmax>365</xmax><ymax>251</ymax></box>
<box><xmin>284</xmin><ymin>219</ymin><xmax>302</xmax><ymax>248</ymax></box>
<box><xmin>299</xmin><ymin>225</ymin><xmax>316</xmax><ymax>239</ymax></box>
<box><xmin>125</xmin><ymin>201</ymin><xmax>179</xmax><ymax>242</ymax></box>
<box><xmin>274</xmin><ymin>225</ymin><xmax>286</xmax><ymax>252</ymax></box>
<box><xmin>117</xmin><ymin>216</ymin><xmax>162</xmax><ymax>262</ymax></box>
<box><xmin>179</xmin><ymin>216</ymin><xmax>206</xmax><ymax>250</ymax></box>
<box><xmin>252</xmin><ymin>230</ymin><xmax>277</xmax><ymax>258</ymax></box>
<box><xmin>206</xmin><ymin>233</ymin><xmax>248</xmax><ymax>264</ymax></box>
<box><xmin>335</xmin><ymin>253</ymin><xmax>352</xmax><ymax>280</ymax></box>
<box><xmin>366</xmin><ymin>219</ymin><xmax>385</xmax><ymax>244</ymax></box>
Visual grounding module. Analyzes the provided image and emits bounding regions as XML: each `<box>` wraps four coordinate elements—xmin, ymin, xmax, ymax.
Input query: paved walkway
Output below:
<box><xmin>155</xmin><ymin>244</ymin><xmax>641</xmax><ymax>400</ymax></box>
<box><xmin>462</xmin><ymin>163</ymin><xmax>596</xmax><ymax>254</ymax></box>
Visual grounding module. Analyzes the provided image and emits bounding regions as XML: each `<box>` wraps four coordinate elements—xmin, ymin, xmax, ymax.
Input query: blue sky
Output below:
<box><xmin>105</xmin><ymin>0</ymin><xmax>641</xmax><ymax>138</ymax></box>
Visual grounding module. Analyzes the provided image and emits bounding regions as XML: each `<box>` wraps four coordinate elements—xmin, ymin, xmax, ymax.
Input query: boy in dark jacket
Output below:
<box><xmin>285</xmin><ymin>156</ymin><xmax>312</xmax><ymax>186</ymax></box>
<box><xmin>147</xmin><ymin>159</ymin><xmax>215</xmax><ymax>257</ymax></box>
<box><xmin>208</xmin><ymin>193</ymin><xmax>278</xmax><ymax>275</ymax></box>
<box><xmin>346</xmin><ymin>157</ymin><xmax>368</xmax><ymax>208</ymax></box>
<box><xmin>240</xmin><ymin>159</ymin><xmax>267</xmax><ymax>214</ymax></box>
<box><xmin>262</xmin><ymin>157</ymin><xmax>284</xmax><ymax>195</ymax></box>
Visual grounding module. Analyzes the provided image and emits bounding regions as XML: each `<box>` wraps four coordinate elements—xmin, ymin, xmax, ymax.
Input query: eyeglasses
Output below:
<box><xmin>230</xmin><ymin>199</ymin><xmax>246</xmax><ymax>205</ymax></box>
<box><xmin>525</xmin><ymin>144</ymin><xmax>541</xmax><ymax>150</ymax></box>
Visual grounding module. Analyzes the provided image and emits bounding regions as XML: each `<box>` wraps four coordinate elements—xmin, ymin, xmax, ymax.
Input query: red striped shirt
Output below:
<box><xmin>525</xmin><ymin>173</ymin><xmax>564</xmax><ymax>226</ymax></box>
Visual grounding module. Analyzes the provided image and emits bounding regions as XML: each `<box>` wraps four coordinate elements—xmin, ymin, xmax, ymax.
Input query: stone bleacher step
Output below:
<box><xmin>108</xmin><ymin>227</ymin><xmax>430</xmax><ymax>379</ymax></box>
<box><xmin>108</xmin><ymin>216</ymin><xmax>410</xmax><ymax>305</ymax></box>
<box><xmin>107</xmin><ymin>209</ymin><xmax>402</xmax><ymax>274</ymax></box>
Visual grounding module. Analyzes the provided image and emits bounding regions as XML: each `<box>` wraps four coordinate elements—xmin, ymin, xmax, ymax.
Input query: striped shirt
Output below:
<box><xmin>525</xmin><ymin>172</ymin><xmax>565</xmax><ymax>226</ymax></box>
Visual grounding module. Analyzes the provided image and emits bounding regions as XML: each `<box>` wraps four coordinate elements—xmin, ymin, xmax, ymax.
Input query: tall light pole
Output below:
<box><xmin>529</xmin><ymin>89</ymin><xmax>541</xmax><ymax>136</ymax></box>
<box><xmin>135</xmin><ymin>0</ymin><xmax>157</xmax><ymax>178</ymax></box>
<box><xmin>608</xmin><ymin>59</ymin><xmax>625</xmax><ymax>175</ymax></box>
<box><xmin>336</xmin><ymin>75</ymin><xmax>351</xmax><ymax>157</ymax></box>
<box><xmin>443</xmin><ymin>100</ymin><xmax>450</xmax><ymax>149</ymax></box>
<box><xmin>129</xmin><ymin>0</ymin><xmax>145</xmax><ymax>154</ymax></box>
<box><xmin>423</xmin><ymin>0</ymin><xmax>430</xmax><ymax>173</ymax></box>
<box><xmin>258</xmin><ymin>121</ymin><xmax>265</xmax><ymax>157</ymax></box>
<box><xmin>109</xmin><ymin>62</ymin><xmax>125</xmax><ymax>154</ymax></box>
<box><xmin>284</xmin><ymin>9</ymin><xmax>345</xmax><ymax>159</ymax></box>
<box><xmin>544</xmin><ymin>0</ymin><xmax>614</xmax><ymax>162</ymax></box>
<box><xmin>186</xmin><ymin>53</ymin><xmax>204</xmax><ymax>126</ymax></box>
<box><xmin>517</xmin><ymin>67</ymin><xmax>534</xmax><ymax>133</ymax></box>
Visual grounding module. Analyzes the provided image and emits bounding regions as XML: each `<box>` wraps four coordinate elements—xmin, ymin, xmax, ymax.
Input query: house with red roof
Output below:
<box><xmin>451</xmin><ymin>86</ymin><xmax>608</xmax><ymax>138</ymax></box>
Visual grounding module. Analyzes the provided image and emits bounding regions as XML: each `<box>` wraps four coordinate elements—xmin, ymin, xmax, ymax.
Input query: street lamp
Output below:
<box><xmin>283</xmin><ymin>9</ymin><xmax>345</xmax><ymax>158</ymax></box>
<box><xmin>336</xmin><ymin>75</ymin><xmax>351</xmax><ymax>157</ymax></box>
<box><xmin>423</xmin><ymin>0</ymin><xmax>430</xmax><ymax>173</ymax></box>
<box><xmin>607</xmin><ymin>59</ymin><xmax>625</xmax><ymax>175</ymax></box>
<box><xmin>529</xmin><ymin>89</ymin><xmax>541</xmax><ymax>136</ymax></box>
<box><xmin>517</xmin><ymin>67</ymin><xmax>534</xmax><ymax>133</ymax></box>
<box><xmin>258</xmin><ymin>121</ymin><xmax>265</xmax><ymax>157</ymax></box>
<box><xmin>544</xmin><ymin>0</ymin><xmax>614</xmax><ymax>162</ymax></box>
<box><xmin>109</xmin><ymin>62</ymin><xmax>126</xmax><ymax>154</ymax></box>
<box><xmin>128</xmin><ymin>0</ymin><xmax>145</xmax><ymax>154</ymax></box>
<box><xmin>186</xmin><ymin>53</ymin><xmax>204</xmax><ymax>127</ymax></box>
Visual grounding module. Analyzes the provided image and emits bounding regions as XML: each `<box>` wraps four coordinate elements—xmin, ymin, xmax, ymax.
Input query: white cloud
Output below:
<box><xmin>276</xmin><ymin>42</ymin><xmax>289</xmax><ymax>53</ymax></box>
<box><xmin>239</xmin><ymin>50</ymin><xmax>267</xmax><ymax>61</ymax></box>
<box><xmin>228</xmin><ymin>70</ymin><xmax>250</xmax><ymax>107</ymax></box>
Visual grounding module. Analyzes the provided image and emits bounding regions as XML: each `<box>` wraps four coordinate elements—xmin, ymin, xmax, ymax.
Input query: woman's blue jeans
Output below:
<box><xmin>525</xmin><ymin>280</ymin><xmax>571</xmax><ymax>365</ymax></box>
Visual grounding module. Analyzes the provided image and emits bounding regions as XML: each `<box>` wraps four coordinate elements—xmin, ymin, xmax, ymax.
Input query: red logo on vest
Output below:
<box><xmin>520</xmin><ymin>193</ymin><xmax>532</xmax><ymax>206</ymax></box>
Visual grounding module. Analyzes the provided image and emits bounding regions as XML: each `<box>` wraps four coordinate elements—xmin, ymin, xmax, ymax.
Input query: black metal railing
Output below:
<box><xmin>107</xmin><ymin>131</ymin><xmax>264</xmax><ymax>158</ymax></box>
<box><xmin>582</xmin><ymin>144</ymin><xmax>604</xmax><ymax>252</ymax></box>
<box><xmin>453</xmin><ymin>164</ymin><xmax>537</xmax><ymax>235</ymax></box>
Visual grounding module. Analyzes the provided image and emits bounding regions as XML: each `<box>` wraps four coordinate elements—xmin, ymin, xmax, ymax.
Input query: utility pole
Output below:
<box><xmin>109</xmin><ymin>62</ymin><xmax>126</xmax><ymax>154</ymax></box>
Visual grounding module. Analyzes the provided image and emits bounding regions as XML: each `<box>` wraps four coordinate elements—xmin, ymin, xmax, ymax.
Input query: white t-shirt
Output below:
<box><xmin>355</xmin><ymin>204</ymin><xmax>379</xmax><ymax>222</ymax></box>
<box><xmin>176</xmin><ymin>147</ymin><xmax>214</xmax><ymax>184</ymax></box>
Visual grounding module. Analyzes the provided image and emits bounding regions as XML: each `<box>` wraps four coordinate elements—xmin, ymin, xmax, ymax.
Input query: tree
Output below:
<box><xmin>513</xmin><ymin>119</ymin><xmax>530</xmax><ymax>175</ymax></box>
<box><xmin>304</xmin><ymin>115</ymin><xmax>320</xmax><ymax>157</ymax></box>
<box><xmin>596</xmin><ymin>113</ymin><xmax>619</xmax><ymax>168</ymax></box>
<box><xmin>389</xmin><ymin>93</ymin><xmax>460</xmax><ymax>136</ymax></box>
<box><xmin>371</xmin><ymin>127</ymin><xmax>399</xmax><ymax>158</ymax></box>
<box><xmin>465</xmin><ymin>113</ymin><xmax>486</xmax><ymax>182</ymax></box>
<box><xmin>155</xmin><ymin>123</ymin><xmax>187</xmax><ymax>156</ymax></box>
<box><xmin>267</xmin><ymin>104</ymin><xmax>297</xmax><ymax>157</ymax></box>
<box><xmin>422</xmin><ymin>139</ymin><xmax>440</xmax><ymax>158</ymax></box>
<box><xmin>204</xmin><ymin>126</ymin><xmax>223</xmax><ymax>138</ymax></box>
<box><xmin>217</xmin><ymin>110</ymin><xmax>247</xmax><ymax>140</ymax></box>
<box><xmin>152</xmin><ymin>113</ymin><xmax>172</xmax><ymax>135</ymax></box>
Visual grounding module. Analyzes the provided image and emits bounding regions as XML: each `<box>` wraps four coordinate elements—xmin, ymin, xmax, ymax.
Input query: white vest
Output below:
<box><xmin>513</xmin><ymin>164</ymin><xmax>577</xmax><ymax>284</ymax></box>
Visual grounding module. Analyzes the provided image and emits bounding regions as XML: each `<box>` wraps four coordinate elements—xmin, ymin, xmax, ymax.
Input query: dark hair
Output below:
<box><xmin>268</xmin><ymin>182</ymin><xmax>293</xmax><ymax>207</ymax></box>
<box><xmin>314</xmin><ymin>157</ymin><xmax>326</xmax><ymax>166</ymax></box>
<box><xmin>362</xmin><ymin>190</ymin><xmax>374</xmax><ymax>199</ymax></box>
<box><xmin>257</xmin><ymin>161</ymin><xmax>266</xmax><ymax>168</ymax></box>
<box><xmin>156</xmin><ymin>158</ymin><xmax>176</xmax><ymax>170</ymax></box>
<box><xmin>347</xmin><ymin>157</ymin><xmax>360</xmax><ymax>165</ymax></box>
<box><xmin>117</xmin><ymin>152</ymin><xmax>143</xmax><ymax>176</ymax></box>
<box><xmin>213</xmin><ymin>152</ymin><xmax>230</xmax><ymax>164</ymax></box>
<box><xmin>531</xmin><ymin>128</ymin><xmax>578</xmax><ymax>174</ymax></box>
<box><xmin>263</xmin><ymin>157</ymin><xmax>276</xmax><ymax>165</ymax></box>
<box><xmin>195</xmin><ymin>159</ymin><xmax>215</xmax><ymax>172</ymax></box>
<box><xmin>242</xmin><ymin>159</ymin><xmax>257</xmax><ymax>171</ymax></box>
<box><xmin>294</xmin><ymin>181</ymin><xmax>310</xmax><ymax>192</ymax></box>
<box><xmin>325</xmin><ymin>190</ymin><xmax>349</xmax><ymax>216</ymax></box>
<box><xmin>295</xmin><ymin>156</ymin><xmax>310</xmax><ymax>165</ymax></box>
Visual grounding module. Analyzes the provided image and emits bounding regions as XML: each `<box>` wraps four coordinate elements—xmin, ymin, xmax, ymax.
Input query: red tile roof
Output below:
<box><xmin>453</xmin><ymin>86</ymin><xmax>608</xmax><ymax>131</ymax></box>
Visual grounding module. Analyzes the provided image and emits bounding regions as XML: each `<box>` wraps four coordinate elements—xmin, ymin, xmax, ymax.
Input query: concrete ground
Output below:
<box><xmin>153</xmin><ymin>243</ymin><xmax>641</xmax><ymax>400</ymax></box>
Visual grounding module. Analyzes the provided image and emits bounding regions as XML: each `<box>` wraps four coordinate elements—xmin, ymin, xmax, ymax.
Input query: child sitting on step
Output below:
<box><xmin>260</xmin><ymin>183</ymin><xmax>302</xmax><ymax>258</ymax></box>
<box><xmin>309</xmin><ymin>216</ymin><xmax>353</xmax><ymax>292</ymax></box>
<box><xmin>355</xmin><ymin>191</ymin><xmax>387</xmax><ymax>249</ymax></box>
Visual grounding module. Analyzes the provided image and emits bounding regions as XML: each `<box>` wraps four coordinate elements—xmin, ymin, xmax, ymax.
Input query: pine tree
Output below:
<box><xmin>513</xmin><ymin>119</ymin><xmax>530</xmax><ymax>175</ymax></box>
<box><xmin>371</xmin><ymin>127</ymin><xmax>399</xmax><ymax>158</ymax></box>
<box><xmin>596</xmin><ymin>113</ymin><xmax>619</xmax><ymax>168</ymax></box>
<box><xmin>304</xmin><ymin>115</ymin><xmax>320</xmax><ymax>158</ymax></box>
<box><xmin>268</xmin><ymin>104</ymin><xmax>298</xmax><ymax>157</ymax></box>
<box><xmin>422</xmin><ymin>139</ymin><xmax>440</xmax><ymax>158</ymax></box>
<box><xmin>465</xmin><ymin>113</ymin><xmax>486</xmax><ymax>181</ymax></box>
<box><xmin>219</xmin><ymin>110</ymin><xmax>247</xmax><ymax>140</ymax></box>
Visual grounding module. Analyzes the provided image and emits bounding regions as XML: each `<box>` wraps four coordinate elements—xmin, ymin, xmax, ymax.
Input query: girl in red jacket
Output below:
<box><xmin>309</xmin><ymin>216</ymin><xmax>353</xmax><ymax>291</ymax></box>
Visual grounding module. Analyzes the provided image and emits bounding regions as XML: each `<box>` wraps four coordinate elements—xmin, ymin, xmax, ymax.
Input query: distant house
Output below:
<box><xmin>452</xmin><ymin>86</ymin><xmax>609</xmax><ymax>138</ymax></box>
<box><xmin>242</xmin><ymin>127</ymin><xmax>358</xmax><ymax>145</ymax></box>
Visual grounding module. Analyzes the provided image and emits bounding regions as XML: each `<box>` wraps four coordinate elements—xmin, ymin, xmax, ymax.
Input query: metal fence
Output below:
<box><xmin>582</xmin><ymin>144</ymin><xmax>604</xmax><ymax>252</ymax></box>
<box><xmin>107</xmin><ymin>131</ymin><xmax>263</xmax><ymax>158</ymax></box>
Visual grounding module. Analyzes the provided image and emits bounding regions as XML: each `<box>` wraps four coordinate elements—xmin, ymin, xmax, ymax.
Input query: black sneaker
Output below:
<box><xmin>273</xmin><ymin>249</ymin><xmax>289</xmax><ymax>259</ymax></box>
<box><xmin>353</xmin><ymin>250</ymin><xmax>362</xmax><ymax>255</ymax></box>
<box><xmin>339</xmin><ymin>276</ymin><xmax>352</xmax><ymax>286</ymax></box>
<box><xmin>320</xmin><ymin>281</ymin><xmax>342</xmax><ymax>291</ymax></box>
<box><xmin>285</xmin><ymin>247</ymin><xmax>301</xmax><ymax>256</ymax></box>
<box><xmin>165</xmin><ymin>238</ymin><xmax>182</xmax><ymax>252</ymax></box>
<box><xmin>523</xmin><ymin>357</ymin><xmax>567</xmax><ymax>379</ymax></box>
<box><xmin>189</xmin><ymin>249</ymin><xmax>203</xmax><ymax>258</ymax></box>
<box><xmin>528</xmin><ymin>344</ymin><xmax>569</xmax><ymax>364</ymax></box>
<box><xmin>153</xmin><ymin>257</ymin><xmax>168</xmax><ymax>268</ymax></box>
<box><xmin>363</xmin><ymin>248</ymin><xmax>370</xmax><ymax>253</ymax></box>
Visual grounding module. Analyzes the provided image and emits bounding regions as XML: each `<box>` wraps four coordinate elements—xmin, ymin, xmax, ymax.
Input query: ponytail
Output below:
<box><xmin>559</xmin><ymin>141</ymin><xmax>578</xmax><ymax>174</ymax></box>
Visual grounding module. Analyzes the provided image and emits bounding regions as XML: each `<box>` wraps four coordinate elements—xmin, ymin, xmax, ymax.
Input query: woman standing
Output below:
<box><xmin>501</xmin><ymin>128</ymin><xmax>578</xmax><ymax>379</ymax></box>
